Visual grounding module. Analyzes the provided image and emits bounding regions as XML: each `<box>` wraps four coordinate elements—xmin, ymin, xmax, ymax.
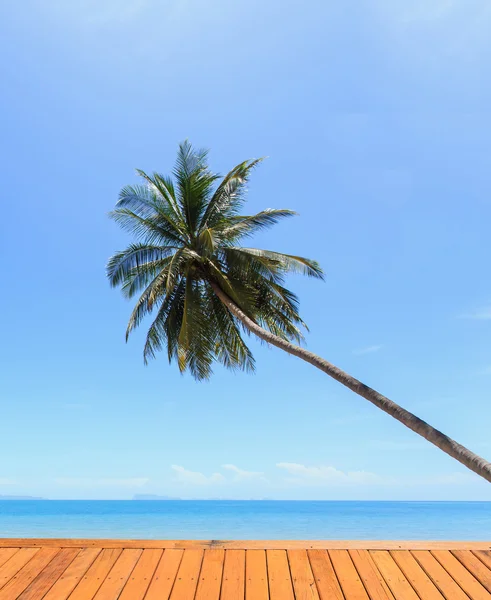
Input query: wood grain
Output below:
<box><xmin>308</xmin><ymin>549</ymin><xmax>344</xmax><ymax>600</ymax></box>
<box><xmin>246</xmin><ymin>550</ymin><xmax>269</xmax><ymax>600</ymax></box>
<box><xmin>169</xmin><ymin>549</ymin><xmax>203</xmax><ymax>600</ymax></box>
<box><xmin>0</xmin><ymin>540</ymin><xmax>489</xmax><ymax>599</ymax></box>
<box><xmin>42</xmin><ymin>548</ymin><xmax>101</xmax><ymax>600</ymax></box>
<box><xmin>266</xmin><ymin>550</ymin><xmax>294</xmax><ymax>600</ymax></box>
<box><xmin>144</xmin><ymin>549</ymin><xmax>183</xmax><ymax>600</ymax></box>
<box><xmin>195</xmin><ymin>549</ymin><xmax>224</xmax><ymax>600</ymax></box>
<box><xmin>330</xmin><ymin>550</ymin><xmax>369</xmax><ymax>600</ymax></box>
<box><xmin>220</xmin><ymin>549</ymin><xmax>244</xmax><ymax>600</ymax></box>
<box><xmin>349</xmin><ymin>549</ymin><xmax>394</xmax><ymax>600</ymax></box>
<box><xmin>17</xmin><ymin>548</ymin><xmax>80</xmax><ymax>600</ymax></box>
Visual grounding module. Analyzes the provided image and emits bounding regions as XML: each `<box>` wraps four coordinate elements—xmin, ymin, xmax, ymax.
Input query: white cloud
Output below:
<box><xmin>459</xmin><ymin>307</ymin><xmax>491</xmax><ymax>320</ymax></box>
<box><xmin>171</xmin><ymin>464</ymin><xmax>267</xmax><ymax>485</ymax></box>
<box><xmin>171</xmin><ymin>465</ymin><xmax>225</xmax><ymax>486</ymax></box>
<box><xmin>222</xmin><ymin>464</ymin><xmax>266</xmax><ymax>481</ymax></box>
<box><xmin>353</xmin><ymin>345</ymin><xmax>383</xmax><ymax>355</ymax></box>
<box><xmin>276</xmin><ymin>463</ymin><xmax>382</xmax><ymax>486</ymax></box>
<box><xmin>54</xmin><ymin>477</ymin><xmax>149</xmax><ymax>487</ymax></box>
<box><xmin>275</xmin><ymin>463</ymin><xmax>483</xmax><ymax>490</ymax></box>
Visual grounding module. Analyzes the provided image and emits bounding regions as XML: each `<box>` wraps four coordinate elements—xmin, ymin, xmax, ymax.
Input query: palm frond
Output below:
<box><xmin>135</xmin><ymin>170</ymin><xmax>186</xmax><ymax>231</ymax></box>
<box><xmin>125</xmin><ymin>260</ymin><xmax>175</xmax><ymax>338</ymax></box>
<box><xmin>206</xmin><ymin>288</ymin><xmax>255</xmax><ymax>372</ymax></box>
<box><xmin>109</xmin><ymin>207</ymin><xmax>185</xmax><ymax>247</ymax></box>
<box><xmin>107</xmin><ymin>243</ymin><xmax>177</xmax><ymax>288</ymax></box>
<box><xmin>198</xmin><ymin>158</ymin><xmax>264</xmax><ymax>231</ymax></box>
<box><xmin>231</xmin><ymin>247</ymin><xmax>324</xmax><ymax>279</ymax></box>
<box><xmin>108</xmin><ymin>141</ymin><xmax>324</xmax><ymax>380</ymax></box>
<box><xmin>121</xmin><ymin>258</ymin><xmax>173</xmax><ymax>300</ymax></box>
<box><xmin>173</xmin><ymin>141</ymin><xmax>219</xmax><ymax>237</ymax></box>
<box><xmin>116</xmin><ymin>184</ymin><xmax>187</xmax><ymax>240</ymax></box>
<box><xmin>220</xmin><ymin>247</ymin><xmax>286</xmax><ymax>284</ymax></box>
<box><xmin>164</xmin><ymin>247</ymin><xmax>200</xmax><ymax>295</ymax></box>
<box><xmin>143</xmin><ymin>279</ymin><xmax>186</xmax><ymax>364</ymax></box>
<box><xmin>196</xmin><ymin>227</ymin><xmax>216</xmax><ymax>256</ymax></box>
<box><xmin>217</xmin><ymin>209</ymin><xmax>296</xmax><ymax>242</ymax></box>
<box><xmin>177</xmin><ymin>277</ymin><xmax>215</xmax><ymax>380</ymax></box>
<box><xmin>204</xmin><ymin>257</ymin><xmax>258</xmax><ymax>314</ymax></box>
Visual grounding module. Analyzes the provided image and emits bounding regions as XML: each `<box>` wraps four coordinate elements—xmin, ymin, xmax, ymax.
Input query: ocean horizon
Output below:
<box><xmin>0</xmin><ymin>500</ymin><xmax>490</xmax><ymax>540</ymax></box>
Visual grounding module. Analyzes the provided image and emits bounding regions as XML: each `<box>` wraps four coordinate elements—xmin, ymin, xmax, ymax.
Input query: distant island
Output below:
<box><xmin>0</xmin><ymin>495</ymin><xmax>44</xmax><ymax>500</ymax></box>
<box><xmin>132</xmin><ymin>494</ymin><xmax>180</xmax><ymax>500</ymax></box>
<box><xmin>132</xmin><ymin>495</ymin><xmax>273</xmax><ymax>501</ymax></box>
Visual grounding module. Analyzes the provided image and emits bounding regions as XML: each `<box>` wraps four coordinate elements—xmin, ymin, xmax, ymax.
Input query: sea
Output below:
<box><xmin>0</xmin><ymin>500</ymin><xmax>490</xmax><ymax>540</ymax></box>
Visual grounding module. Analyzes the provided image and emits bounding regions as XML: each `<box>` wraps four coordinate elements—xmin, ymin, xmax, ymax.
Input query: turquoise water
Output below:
<box><xmin>0</xmin><ymin>501</ymin><xmax>489</xmax><ymax>540</ymax></box>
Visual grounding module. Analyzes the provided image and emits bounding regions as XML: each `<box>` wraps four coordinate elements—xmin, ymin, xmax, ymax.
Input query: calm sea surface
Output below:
<box><xmin>0</xmin><ymin>501</ymin><xmax>489</xmax><ymax>540</ymax></box>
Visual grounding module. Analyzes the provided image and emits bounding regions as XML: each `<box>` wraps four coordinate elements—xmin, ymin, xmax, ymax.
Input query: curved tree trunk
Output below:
<box><xmin>211</xmin><ymin>283</ymin><xmax>491</xmax><ymax>484</ymax></box>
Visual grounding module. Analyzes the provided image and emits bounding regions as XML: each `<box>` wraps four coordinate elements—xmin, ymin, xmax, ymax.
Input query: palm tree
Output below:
<box><xmin>107</xmin><ymin>141</ymin><xmax>491</xmax><ymax>483</ymax></box>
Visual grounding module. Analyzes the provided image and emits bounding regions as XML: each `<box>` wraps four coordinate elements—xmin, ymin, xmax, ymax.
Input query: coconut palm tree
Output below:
<box><xmin>107</xmin><ymin>141</ymin><xmax>491</xmax><ymax>483</ymax></box>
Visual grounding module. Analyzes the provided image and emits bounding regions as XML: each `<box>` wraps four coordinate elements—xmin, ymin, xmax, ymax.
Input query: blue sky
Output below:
<box><xmin>1</xmin><ymin>0</ymin><xmax>491</xmax><ymax>500</ymax></box>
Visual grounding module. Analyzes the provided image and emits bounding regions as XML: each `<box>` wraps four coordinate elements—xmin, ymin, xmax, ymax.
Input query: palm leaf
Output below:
<box><xmin>173</xmin><ymin>141</ymin><xmax>219</xmax><ymax>237</ymax></box>
<box><xmin>107</xmin><ymin>243</ymin><xmax>177</xmax><ymax>288</ymax></box>
<box><xmin>231</xmin><ymin>247</ymin><xmax>324</xmax><ymax>279</ymax></box>
<box><xmin>109</xmin><ymin>208</ymin><xmax>185</xmax><ymax>247</ymax></box>
<box><xmin>218</xmin><ymin>209</ymin><xmax>296</xmax><ymax>242</ymax></box>
<box><xmin>206</xmin><ymin>288</ymin><xmax>255</xmax><ymax>372</ymax></box>
<box><xmin>108</xmin><ymin>141</ymin><xmax>324</xmax><ymax>379</ymax></box>
<box><xmin>115</xmin><ymin>184</ymin><xmax>187</xmax><ymax>240</ymax></box>
<box><xmin>199</xmin><ymin>158</ymin><xmax>264</xmax><ymax>231</ymax></box>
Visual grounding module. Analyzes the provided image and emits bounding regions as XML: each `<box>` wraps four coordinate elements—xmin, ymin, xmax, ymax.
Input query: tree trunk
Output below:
<box><xmin>211</xmin><ymin>283</ymin><xmax>491</xmax><ymax>484</ymax></box>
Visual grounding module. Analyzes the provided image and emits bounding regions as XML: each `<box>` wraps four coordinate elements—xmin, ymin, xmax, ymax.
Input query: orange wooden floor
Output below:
<box><xmin>0</xmin><ymin>540</ymin><xmax>490</xmax><ymax>599</ymax></box>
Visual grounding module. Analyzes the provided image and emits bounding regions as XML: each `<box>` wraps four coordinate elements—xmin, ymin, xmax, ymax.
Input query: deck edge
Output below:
<box><xmin>0</xmin><ymin>539</ymin><xmax>490</xmax><ymax>550</ymax></box>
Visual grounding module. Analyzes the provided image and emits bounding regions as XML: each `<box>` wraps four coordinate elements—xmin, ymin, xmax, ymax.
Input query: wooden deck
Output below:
<box><xmin>0</xmin><ymin>540</ymin><xmax>490</xmax><ymax>599</ymax></box>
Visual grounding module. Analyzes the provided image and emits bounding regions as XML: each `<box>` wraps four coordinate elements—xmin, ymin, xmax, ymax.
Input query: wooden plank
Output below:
<box><xmin>432</xmin><ymin>550</ymin><xmax>490</xmax><ymax>600</ymax></box>
<box><xmin>349</xmin><ymin>549</ymin><xmax>394</xmax><ymax>600</ymax></box>
<box><xmin>17</xmin><ymin>548</ymin><xmax>80</xmax><ymax>600</ymax></box>
<box><xmin>1</xmin><ymin>542</ymin><xmax>491</xmax><ymax>600</ymax></box>
<box><xmin>220</xmin><ymin>549</ymin><xmax>245</xmax><ymax>600</ymax></box>
<box><xmin>91</xmin><ymin>549</ymin><xmax>141</xmax><ymax>600</ymax></box>
<box><xmin>67</xmin><ymin>549</ymin><xmax>122</xmax><ymax>600</ymax></box>
<box><xmin>474</xmin><ymin>551</ymin><xmax>491</xmax><ymax>571</ymax></box>
<box><xmin>118</xmin><ymin>549</ymin><xmax>162</xmax><ymax>600</ymax></box>
<box><xmin>308</xmin><ymin>549</ymin><xmax>344</xmax><ymax>600</ymax></box>
<box><xmin>245</xmin><ymin>550</ymin><xmax>269</xmax><ymax>600</ymax></box>
<box><xmin>0</xmin><ymin>552</ymin><xmax>18</xmax><ymax>571</ymax></box>
<box><xmin>0</xmin><ymin>547</ymin><xmax>61</xmax><ymax>599</ymax></box>
<box><xmin>370</xmin><ymin>551</ymin><xmax>420</xmax><ymax>600</ymax></box>
<box><xmin>144</xmin><ymin>549</ymin><xmax>183</xmax><ymax>600</ymax></box>
<box><xmin>329</xmin><ymin>550</ymin><xmax>369</xmax><ymax>600</ymax></box>
<box><xmin>195</xmin><ymin>549</ymin><xmax>225</xmax><ymax>600</ymax></box>
<box><xmin>43</xmin><ymin>548</ymin><xmax>102</xmax><ymax>600</ymax></box>
<box><xmin>266</xmin><ymin>550</ymin><xmax>294</xmax><ymax>600</ymax></box>
<box><xmin>0</xmin><ymin>549</ymin><xmax>40</xmax><ymax>591</ymax></box>
<box><xmin>411</xmin><ymin>550</ymin><xmax>475</xmax><ymax>600</ymax></box>
<box><xmin>287</xmin><ymin>549</ymin><xmax>320</xmax><ymax>600</ymax></box>
<box><xmin>169</xmin><ymin>549</ymin><xmax>203</xmax><ymax>600</ymax></box>
<box><xmin>452</xmin><ymin>550</ymin><xmax>491</xmax><ymax>593</ymax></box>
<box><xmin>1</xmin><ymin>539</ymin><xmax>491</xmax><ymax>550</ymax></box>
<box><xmin>390</xmin><ymin>550</ymin><xmax>445</xmax><ymax>599</ymax></box>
